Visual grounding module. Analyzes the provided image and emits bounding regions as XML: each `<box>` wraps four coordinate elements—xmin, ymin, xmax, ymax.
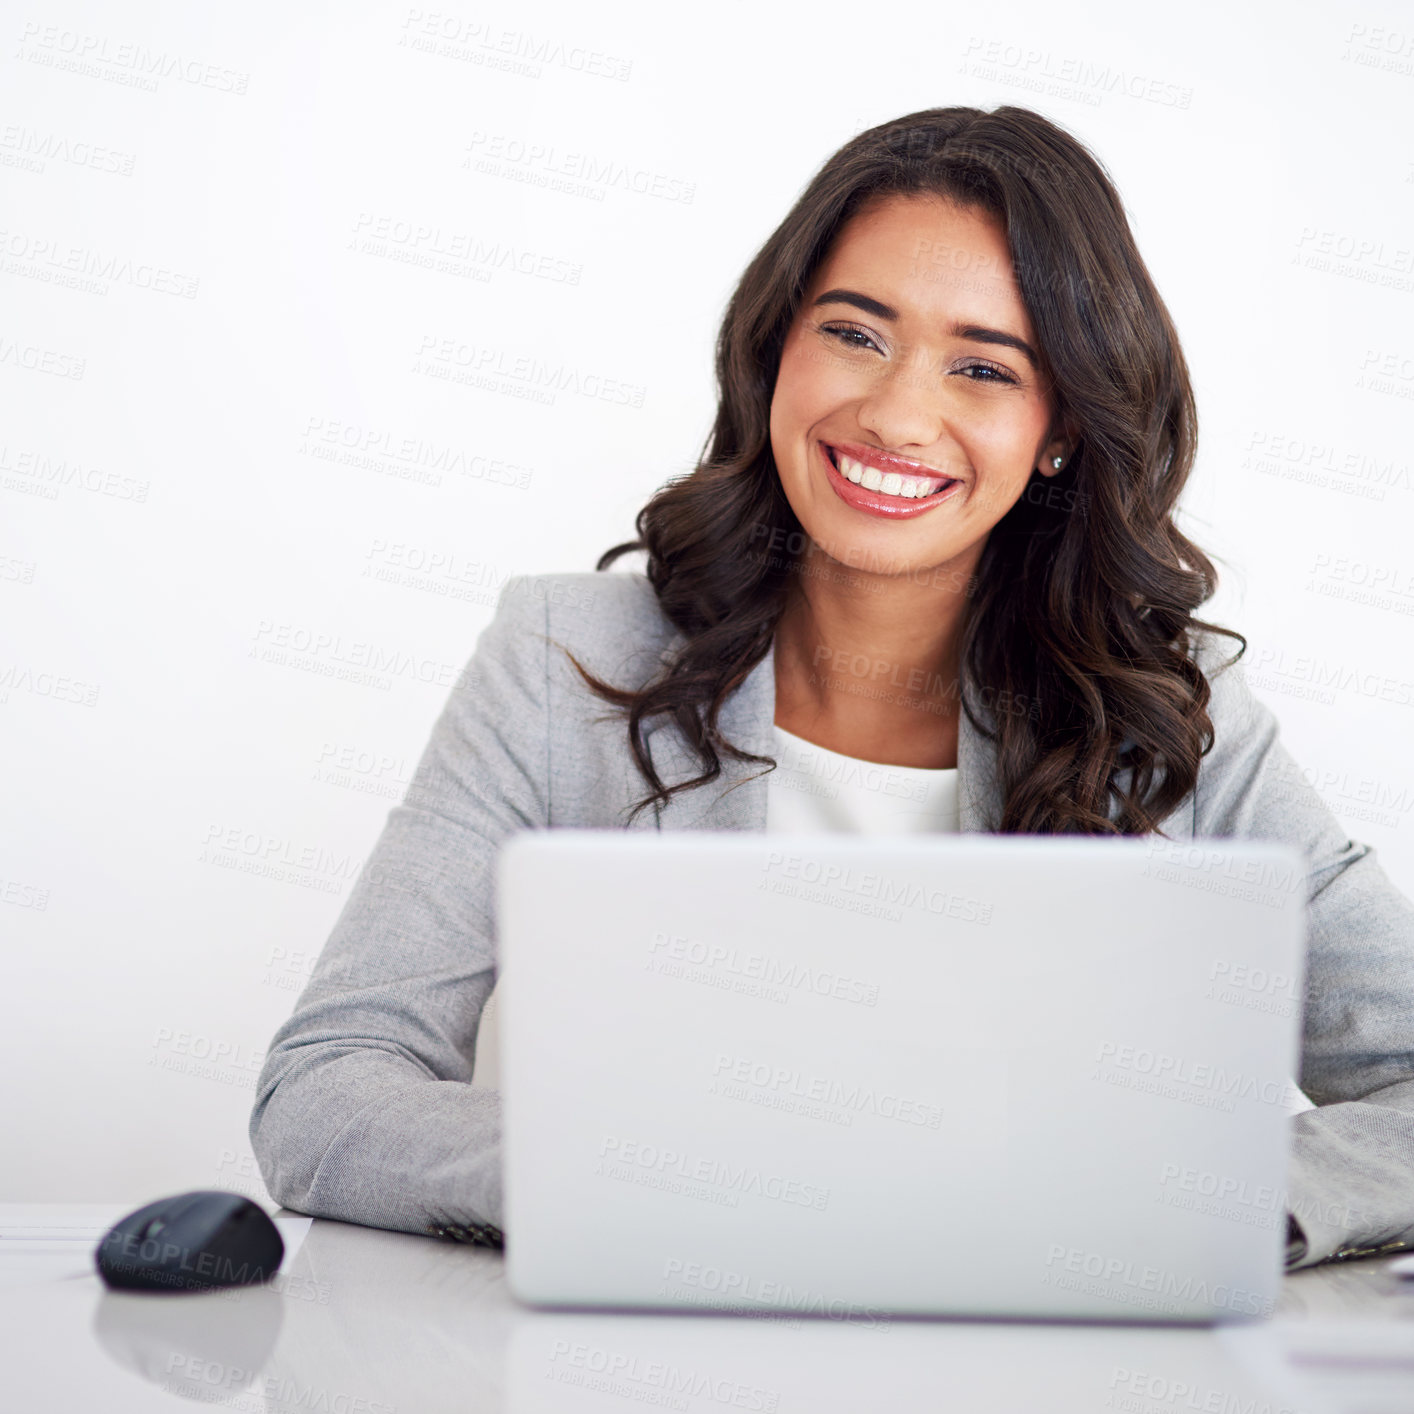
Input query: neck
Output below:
<box><xmin>773</xmin><ymin>540</ymin><xmax>976</xmax><ymax>729</ymax></box>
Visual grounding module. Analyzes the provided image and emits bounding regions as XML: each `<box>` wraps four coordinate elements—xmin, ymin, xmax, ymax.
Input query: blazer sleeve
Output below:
<box><xmin>249</xmin><ymin>574</ymin><xmax>550</xmax><ymax>1239</ymax></box>
<box><xmin>1191</xmin><ymin>634</ymin><xmax>1414</xmax><ymax>1268</ymax></box>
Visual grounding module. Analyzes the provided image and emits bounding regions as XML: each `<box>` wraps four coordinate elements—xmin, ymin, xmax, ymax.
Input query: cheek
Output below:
<box><xmin>772</xmin><ymin>343</ymin><xmax>809</xmax><ymax>421</ymax></box>
<box><xmin>776</xmin><ymin>334</ymin><xmax>855</xmax><ymax>423</ymax></box>
<box><xmin>769</xmin><ymin>351</ymin><xmax>809</xmax><ymax>456</ymax></box>
<box><xmin>964</xmin><ymin>404</ymin><xmax>1048</xmax><ymax>473</ymax></box>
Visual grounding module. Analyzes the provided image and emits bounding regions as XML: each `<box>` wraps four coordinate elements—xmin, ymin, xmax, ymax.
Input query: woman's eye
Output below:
<box><xmin>958</xmin><ymin>362</ymin><xmax>1018</xmax><ymax>386</ymax></box>
<box><xmin>822</xmin><ymin>324</ymin><xmax>880</xmax><ymax>353</ymax></box>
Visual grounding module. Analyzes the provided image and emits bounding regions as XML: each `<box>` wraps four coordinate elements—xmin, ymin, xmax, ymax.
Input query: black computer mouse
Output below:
<box><xmin>95</xmin><ymin>1191</ymin><xmax>285</xmax><ymax>1293</ymax></box>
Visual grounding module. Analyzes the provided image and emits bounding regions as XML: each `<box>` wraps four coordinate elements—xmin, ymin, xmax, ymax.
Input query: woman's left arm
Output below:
<box><xmin>1190</xmin><ymin>633</ymin><xmax>1414</xmax><ymax>1269</ymax></box>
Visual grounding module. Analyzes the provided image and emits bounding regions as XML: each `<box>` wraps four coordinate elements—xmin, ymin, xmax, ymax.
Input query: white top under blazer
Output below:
<box><xmin>765</xmin><ymin>722</ymin><xmax>961</xmax><ymax>833</ymax></box>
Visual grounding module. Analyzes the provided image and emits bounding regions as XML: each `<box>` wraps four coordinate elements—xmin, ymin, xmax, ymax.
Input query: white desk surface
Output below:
<box><xmin>3</xmin><ymin>1204</ymin><xmax>1414</xmax><ymax>1413</ymax></box>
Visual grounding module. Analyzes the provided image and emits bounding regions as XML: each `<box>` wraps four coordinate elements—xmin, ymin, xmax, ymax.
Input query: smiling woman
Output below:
<box><xmin>251</xmin><ymin>105</ymin><xmax>1414</xmax><ymax>1275</ymax></box>
<box><xmin>572</xmin><ymin>106</ymin><xmax>1216</xmax><ymax>833</ymax></box>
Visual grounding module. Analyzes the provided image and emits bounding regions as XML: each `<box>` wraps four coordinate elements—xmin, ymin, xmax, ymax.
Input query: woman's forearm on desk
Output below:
<box><xmin>250</xmin><ymin>577</ymin><xmax>549</xmax><ymax>1237</ymax></box>
<box><xmin>251</xmin><ymin>1044</ymin><xmax>505</xmax><ymax>1233</ymax></box>
<box><xmin>1192</xmin><ymin>646</ymin><xmax>1414</xmax><ymax>1267</ymax></box>
<box><xmin>247</xmin><ymin>806</ymin><xmax>512</xmax><ymax>1234</ymax></box>
<box><xmin>1284</xmin><ymin>850</ymin><xmax>1414</xmax><ymax>1267</ymax></box>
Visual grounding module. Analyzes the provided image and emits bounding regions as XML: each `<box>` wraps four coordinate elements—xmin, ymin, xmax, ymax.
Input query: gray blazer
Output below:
<box><xmin>250</xmin><ymin>571</ymin><xmax>1414</xmax><ymax>1268</ymax></box>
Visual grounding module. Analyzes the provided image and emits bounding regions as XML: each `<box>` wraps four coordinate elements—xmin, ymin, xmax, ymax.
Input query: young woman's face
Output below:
<box><xmin>769</xmin><ymin>192</ymin><xmax>1067</xmax><ymax>582</ymax></box>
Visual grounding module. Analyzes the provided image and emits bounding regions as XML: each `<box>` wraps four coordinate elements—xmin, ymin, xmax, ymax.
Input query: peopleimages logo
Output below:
<box><xmin>596</xmin><ymin>1136</ymin><xmax>829</xmax><ymax>1211</ymax></box>
<box><xmin>760</xmin><ymin>851</ymin><xmax>994</xmax><ymax>924</ymax></box>
<box><xmin>647</xmin><ymin>930</ymin><xmax>880</xmax><ymax>1006</ymax></box>
<box><xmin>710</xmin><ymin>1053</ymin><xmax>944</xmax><ymax>1129</ymax></box>
<box><xmin>1043</xmin><ymin>1245</ymin><xmax>1273</xmax><ymax>1317</ymax></box>
<box><xmin>1093</xmin><ymin>1042</ymin><xmax>1305</xmax><ymax>1111</ymax></box>
<box><xmin>662</xmin><ymin>1258</ymin><xmax>891</xmax><ymax>1329</ymax></box>
<box><xmin>544</xmin><ymin>1340</ymin><xmax>779</xmax><ymax>1413</ymax></box>
<box><xmin>1109</xmin><ymin>1366</ymin><xmax>1299</xmax><ymax>1413</ymax></box>
<box><xmin>1141</xmin><ymin>839</ymin><xmax>1303</xmax><ymax>886</ymax></box>
<box><xmin>1156</xmin><ymin>1162</ymin><xmax>1377</xmax><ymax>1235</ymax></box>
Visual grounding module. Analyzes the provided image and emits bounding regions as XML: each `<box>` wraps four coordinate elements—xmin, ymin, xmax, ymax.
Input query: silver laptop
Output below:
<box><xmin>495</xmin><ymin>830</ymin><xmax>1307</xmax><ymax>1323</ymax></box>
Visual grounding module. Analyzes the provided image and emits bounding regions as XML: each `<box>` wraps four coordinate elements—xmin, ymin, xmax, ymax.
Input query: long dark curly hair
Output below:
<box><xmin>558</xmin><ymin>104</ymin><xmax>1244</xmax><ymax>835</ymax></box>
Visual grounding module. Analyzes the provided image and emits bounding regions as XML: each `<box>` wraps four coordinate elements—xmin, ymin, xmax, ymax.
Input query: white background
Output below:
<box><xmin>3</xmin><ymin>0</ymin><xmax>1412</xmax><ymax>1204</ymax></box>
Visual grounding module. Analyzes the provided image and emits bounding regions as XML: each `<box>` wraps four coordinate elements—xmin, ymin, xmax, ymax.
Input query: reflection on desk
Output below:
<box><xmin>3</xmin><ymin>1206</ymin><xmax>1414</xmax><ymax>1412</ymax></box>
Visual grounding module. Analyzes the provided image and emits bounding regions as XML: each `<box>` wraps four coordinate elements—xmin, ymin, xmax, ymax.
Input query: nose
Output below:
<box><xmin>853</xmin><ymin>347</ymin><xmax>955</xmax><ymax>467</ymax></box>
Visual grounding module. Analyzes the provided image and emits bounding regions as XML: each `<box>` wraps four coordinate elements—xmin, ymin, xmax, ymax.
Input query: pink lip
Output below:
<box><xmin>819</xmin><ymin>441</ymin><xmax>962</xmax><ymax>520</ymax></box>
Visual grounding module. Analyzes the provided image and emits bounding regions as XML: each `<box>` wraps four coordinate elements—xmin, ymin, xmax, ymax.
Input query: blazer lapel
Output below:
<box><xmin>639</xmin><ymin>632</ymin><xmax>777</xmax><ymax>833</ymax></box>
<box><xmin>639</xmin><ymin>630</ymin><xmax>1004</xmax><ymax>835</ymax></box>
<box><xmin>955</xmin><ymin>694</ymin><xmax>1001</xmax><ymax>833</ymax></box>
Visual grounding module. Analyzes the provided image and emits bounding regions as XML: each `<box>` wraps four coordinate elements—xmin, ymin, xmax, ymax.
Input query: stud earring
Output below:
<box><xmin>1052</xmin><ymin>455</ymin><xmax>1064</xmax><ymax>470</ymax></box>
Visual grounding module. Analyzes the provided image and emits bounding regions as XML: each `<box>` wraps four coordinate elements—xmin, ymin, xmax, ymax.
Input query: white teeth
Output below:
<box><xmin>836</xmin><ymin>451</ymin><xmax>951</xmax><ymax>499</ymax></box>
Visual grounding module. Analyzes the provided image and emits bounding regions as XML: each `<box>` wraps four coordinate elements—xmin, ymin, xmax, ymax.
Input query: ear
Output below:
<box><xmin>1036</xmin><ymin>422</ymin><xmax>1077</xmax><ymax>478</ymax></box>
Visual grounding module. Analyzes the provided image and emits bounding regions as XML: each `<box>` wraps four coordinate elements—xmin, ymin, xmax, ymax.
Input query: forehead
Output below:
<box><xmin>806</xmin><ymin>192</ymin><xmax>1031</xmax><ymax>335</ymax></box>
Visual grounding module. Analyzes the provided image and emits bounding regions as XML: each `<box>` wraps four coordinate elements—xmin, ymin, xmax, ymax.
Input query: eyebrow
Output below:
<box><xmin>810</xmin><ymin>288</ymin><xmax>1038</xmax><ymax>369</ymax></box>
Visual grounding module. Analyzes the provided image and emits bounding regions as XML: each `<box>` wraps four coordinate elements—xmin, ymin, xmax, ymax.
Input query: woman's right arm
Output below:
<box><xmin>249</xmin><ymin>575</ymin><xmax>551</xmax><ymax>1240</ymax></box>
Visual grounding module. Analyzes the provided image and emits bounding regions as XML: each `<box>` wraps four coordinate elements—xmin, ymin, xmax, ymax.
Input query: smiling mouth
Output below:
<box><xmin>826</xmin><ymin>445</ymin><xmax>958</xmax><ymax>499</ymax></box>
